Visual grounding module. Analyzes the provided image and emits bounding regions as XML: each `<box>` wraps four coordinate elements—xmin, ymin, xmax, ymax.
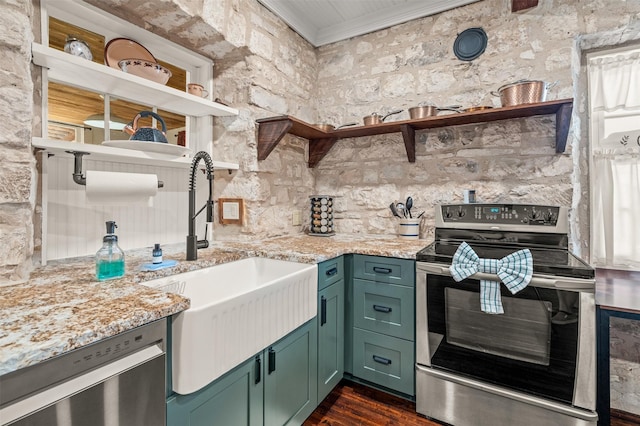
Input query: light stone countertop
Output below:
<box><xmin>0</xmin><ymin>234</ymin><xmax>430</xmax><ymax>376</ymax></box>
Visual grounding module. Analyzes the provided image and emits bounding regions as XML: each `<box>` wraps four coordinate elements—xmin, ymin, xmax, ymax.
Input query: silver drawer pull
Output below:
<box><xmin>373</xmin><ymin>266</ymin><xmax>392</xmax><ymax>274</ymax></box>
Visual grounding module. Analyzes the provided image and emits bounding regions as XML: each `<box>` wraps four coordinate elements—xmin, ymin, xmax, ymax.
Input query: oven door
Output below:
<box><xmin>416</xmin><ymin>262</ymin><xmax>596</xmax><ymax>410</ymax></box>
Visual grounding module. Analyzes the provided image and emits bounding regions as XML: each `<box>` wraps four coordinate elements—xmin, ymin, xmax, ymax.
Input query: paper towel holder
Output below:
<box><xmin>67</xmin><ymin>151</ymin><xmax>164</xmax><ymax>188</ymax></box>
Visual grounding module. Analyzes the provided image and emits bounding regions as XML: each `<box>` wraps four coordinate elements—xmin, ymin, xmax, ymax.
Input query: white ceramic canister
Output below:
<box><xmin>398</xmin><ymin>218</ymin><xmax>421</xmax><ymax>240</ymax></box>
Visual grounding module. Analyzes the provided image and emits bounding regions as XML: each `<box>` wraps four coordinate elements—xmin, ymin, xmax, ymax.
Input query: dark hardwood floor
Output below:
<box><xmin>304</xmin><ymin>380</ymin><xmax>441</xmax><ymax>426</ymax></box>
<box><xmin>304</xmin><ymin>380</ymin><xmax>640</xmax><ymax>426</ymax></box>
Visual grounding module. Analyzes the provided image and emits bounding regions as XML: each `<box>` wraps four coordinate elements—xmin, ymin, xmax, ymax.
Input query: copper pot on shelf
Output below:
<box><xmin>461</xmin><ymin>105</ymin><xmax>494</xmax><ymax>113</ymax></box>
<box><xmin>315</xmin><ymin>122</ymin><xmax>357</xmax><ymax>132</ymax></box>
<box><xmin>363</xmin><ymin>109</ymin><xmax>403</xmax><ymax>126</ymax></box>
<box><xmin>491</xmin><ymin>80</ymin><xmax>557</xmax><ymax>107</ymax></box>
<box><xmin>408</xmin><ymin>104</ymin><xmax>461</xmax><ymax>119</ymax></box>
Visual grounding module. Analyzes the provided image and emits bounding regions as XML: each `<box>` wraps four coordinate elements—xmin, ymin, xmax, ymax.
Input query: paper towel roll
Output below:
<box><xmin>85</xmin><ymin>170</ymin><xmax>158</xmax><ymax>206</ymax></box>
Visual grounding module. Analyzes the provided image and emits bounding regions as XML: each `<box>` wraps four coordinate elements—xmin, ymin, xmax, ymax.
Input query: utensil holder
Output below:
<box><xmin>309</xmin><ymin>195</ymin><xmax>335</xmax><ymax>236</ymax></box>
<box><xmin>398</xmin><ymin>218</ymin><xmax>421</xmax><ymax>240</ymax></box>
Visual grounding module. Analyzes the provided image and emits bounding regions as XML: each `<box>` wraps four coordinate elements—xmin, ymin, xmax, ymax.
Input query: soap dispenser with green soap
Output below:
<box><xmin>96</xmin><ymin>220</ymin><xmax>125</xmax><ymax>281</ymax></box>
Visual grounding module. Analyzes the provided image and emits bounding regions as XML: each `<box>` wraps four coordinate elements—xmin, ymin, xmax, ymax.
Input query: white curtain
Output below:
<box><xmin>589</xmin><ymin>50</ymin><xmax>640</xmax><ymax>270</ymax></box>
<box><xmin>592</xmin><ymin>149</ymin><xmax>640</xmax><ymax>269</ymax></box>
<box><xmin>590</xmin><ymin>51</ymin><xmax>640</xmax><ymax>112</ymax></box>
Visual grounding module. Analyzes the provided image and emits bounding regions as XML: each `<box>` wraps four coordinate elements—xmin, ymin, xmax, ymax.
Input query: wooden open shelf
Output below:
<box><xmin>256</xmin><ymin>98</ymin><xmax>573</xmax><ymax>168</ymax></box>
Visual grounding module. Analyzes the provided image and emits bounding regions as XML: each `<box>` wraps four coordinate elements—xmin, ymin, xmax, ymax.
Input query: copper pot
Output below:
<box><xmin>363</xmin><ymin>110</ymin><xmax>403</xmax><ymax>125</ymax></box>
<box><xmin>461</xmin><ymin>106</ymin><xmax>494</xmax><ymax>113</ymax></box>
<box><xmin>316</xmin><ymin>122</ymin><xmax>357</xmax><ymax>132</ymax></box>
<box><xmin>408</xmin><ymin>105</ymin><xmax>461</xmax><ymax>119</ymax></box>
<box><xmin>492</xmin><ymin>80</ymin><xmax>556</xmax><ymax>107</ymax></box>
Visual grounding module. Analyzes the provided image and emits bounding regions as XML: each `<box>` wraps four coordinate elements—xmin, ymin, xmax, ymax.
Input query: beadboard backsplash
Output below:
<box><xmin>45</xmin><ymin>155</ymin><xmax>196</xmax><ymax>261</ymax></box>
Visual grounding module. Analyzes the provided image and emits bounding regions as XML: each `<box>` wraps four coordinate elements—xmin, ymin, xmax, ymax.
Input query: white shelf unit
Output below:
<box><xmin>32</xmin><ymin>138</ymin><xmax>240</xmax><ymax>170</ymax></box>
<box><xmin>32</xmin><ymin>43</ymin><xmax>238</xmax><ymax>118</ymax></box>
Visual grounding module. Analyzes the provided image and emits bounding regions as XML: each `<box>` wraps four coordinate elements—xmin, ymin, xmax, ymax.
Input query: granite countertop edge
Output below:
<box><xmin>0</xmin><ymin>234</ymin><xmax>429</xmax><ymax>375</ymax></box>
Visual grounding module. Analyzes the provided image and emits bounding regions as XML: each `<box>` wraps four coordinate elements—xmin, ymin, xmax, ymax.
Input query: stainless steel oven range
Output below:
<box><xmin>415</xmin><ymin>204</ymin><xmax>597</xmax><ymax>426</ymax></box>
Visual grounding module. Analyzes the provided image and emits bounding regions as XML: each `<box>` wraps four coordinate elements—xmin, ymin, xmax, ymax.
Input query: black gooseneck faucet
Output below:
<box><xmin>186</xmin><ymin>151</ymin><xmax>214</xmax><ymax>261</ymax></box>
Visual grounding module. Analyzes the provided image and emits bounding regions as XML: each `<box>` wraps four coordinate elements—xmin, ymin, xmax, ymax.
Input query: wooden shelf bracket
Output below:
<box><xmin>555</xmin><ymin>102</ymin><xmax>573</xmax><ymax>153</ymax></box>
<box><xmin>400</xmin><ymin>124</ymin><xmax>416</xmax><ymax>163</ymax></box>
<box><xmin>309</xmin><ymin>138</ymin><xmax>339</xmax><ymax>168</ymax></box>
<box><xmin>257</xmin><ymin>119</ymin><xmax>293</xmax><ymax>160</ymax></box>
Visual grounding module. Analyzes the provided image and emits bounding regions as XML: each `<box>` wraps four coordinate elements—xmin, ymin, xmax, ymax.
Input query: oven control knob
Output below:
<box><xmin>456</xmin><ymin>208</ymin><xmax>466</xmax><ymax>217</ymax></box>
<box><xmin>444</xmin><ymin>210</ymin><xmax>453</xmax><ymax>218</ymax></box>
<box><xmin>543</xmin><ymin>210</ymin><xmax>557</xmax><ymax>223</ymax></box>
<box><xmin>528</xmin><ymin>210</ymin><xmax>541</xmax><ymax>220</ymax></box>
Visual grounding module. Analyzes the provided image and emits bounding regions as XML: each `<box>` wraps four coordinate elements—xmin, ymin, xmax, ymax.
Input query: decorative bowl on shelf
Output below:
<box><xmin>118</xmin><ymin>58</ymin><xmax>172</xmax><ymax>85</ymax></box>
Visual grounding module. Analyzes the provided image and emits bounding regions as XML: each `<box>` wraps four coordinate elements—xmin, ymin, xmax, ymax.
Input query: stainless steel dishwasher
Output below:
<box><xmin>0</xmin><ymin>320</ymin><xmax>166</xmax><ymax>426</ymax></box>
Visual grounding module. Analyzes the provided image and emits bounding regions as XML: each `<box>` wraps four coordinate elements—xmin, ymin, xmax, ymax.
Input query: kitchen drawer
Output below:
<box><xmin>352</xmin><ymin>328</ymin><xmax>415</xmax><ymax>396</ymax></box>
<box><xmin>353</xmin><ymin>255</ymin><xmax>415</xmax><ymax>286</ymax></box>
<box><xmin>353</xmin><ymin>279</ymin><xmax>414</xmax><ymax>341</ymax></box>
<box><xmin>318</xmin><ymin>257</ymin><xmax>344</xmax><ymax>291</ymax></box>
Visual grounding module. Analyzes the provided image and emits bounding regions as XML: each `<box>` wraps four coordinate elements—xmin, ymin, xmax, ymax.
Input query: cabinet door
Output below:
<box><xmin>318</xmin><ymin>278</ymin><xmax>344</xmax><ymax>402</ymax></box>
<box><xmin>264</xmin><ymin>318</ymin><xmax>318</xmax><ymax>426</ymax></box>
<box><xmin>167</xmin><ymin>355</ymin><xmax>263</xmax><ymax>426</ymax></box>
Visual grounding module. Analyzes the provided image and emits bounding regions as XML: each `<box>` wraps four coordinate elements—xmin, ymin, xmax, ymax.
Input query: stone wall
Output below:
<box><xmin>0</xmin><ymin>0</ymin><xmax>35</xmax><ymax>282</ymax></box>
<box><xmin>86</xmin><ymin>0</ymin><xmax>318</xmax><ymax>241</ymax></box>
<box><xmin>315</xmin><ymin>0</ymin><xmax>640</xmax><ymax>257</ymax></box>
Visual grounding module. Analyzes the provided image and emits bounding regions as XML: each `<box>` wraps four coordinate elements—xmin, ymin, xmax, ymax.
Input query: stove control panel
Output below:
<box><xmin>441</xmin><ymin>204</ymin><xmax>561</xmax><ymax>226</ymax></box>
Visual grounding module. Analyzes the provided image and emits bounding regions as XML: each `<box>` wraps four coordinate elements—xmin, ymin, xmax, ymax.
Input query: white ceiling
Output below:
<box><xmin>257</xmin><ymin>0</ymin><xmax>483</xmax><ymax>47</ymax></box>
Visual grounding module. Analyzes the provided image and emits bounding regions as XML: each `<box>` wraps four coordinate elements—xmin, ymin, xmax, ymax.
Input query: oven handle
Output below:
<box><xmin>418</xmin><ymin>263</ymin><xmax>595</xmax><ymax>291</ymax></box>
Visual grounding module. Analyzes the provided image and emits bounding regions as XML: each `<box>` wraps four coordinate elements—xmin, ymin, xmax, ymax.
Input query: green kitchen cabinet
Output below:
<box><xmin>317</xmin><ymin>257</ymin><xmax>345</xmax><ymax>403</ymax></box>
<box><xmin>167</xmin><ymin>318</ymin><xmax>317</xmax><ymax>426</ymax></box>
<box><xmin>350</xmin><ymin>255</ymin><xmax>416</xmax><ymax>397</ymax></box>
<box><xmin>343</xmin><ymin>254</ymin><xmax>354</xmax><ymax>375</ymax></box>
<box><xmin>167</xmin><ymin>354</ymin><xmax>264</xmax><ymax>426</ymax></box>
<box><xmin>264</xmin><ymin>318</ymin><xmax>318</xmax><ymax>426</ymax></box>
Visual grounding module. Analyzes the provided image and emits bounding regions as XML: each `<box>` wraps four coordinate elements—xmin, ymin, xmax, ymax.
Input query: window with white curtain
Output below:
<box><xmin>588</xmin><ymin>47</ymin><xmax>640</xmax><ymax>270</ymax></box>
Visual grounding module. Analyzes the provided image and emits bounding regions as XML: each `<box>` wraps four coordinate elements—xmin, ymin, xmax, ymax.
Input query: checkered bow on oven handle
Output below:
<box><xmin>449</xmin><ymin>241</ymin><xmax>533</xmax><ymax>314</ymax></box>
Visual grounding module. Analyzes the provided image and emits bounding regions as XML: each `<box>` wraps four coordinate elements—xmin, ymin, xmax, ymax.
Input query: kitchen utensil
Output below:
<box><xmin>118</xmin><ymin>59</ymin><xmax>172</xmax><ymax>85</ymax></box>
<box><xmin>461</xmin><ymin>106</ymin><xmax>494</xmax><ymax>112</ymax></box>
<box><xmin>363</xmin><ymin>109</ymin><xmax>403</xmax><ymax>126</ymax></box>
<box><xmin>389</xmin><ymin>203</ymin><xmax>402</xmax><ymax>218</ymax></box>
<box><xmin>491</xmin><ymin>80</ymin><xmax>557</xmax><ymax>107</ymax></box>
<box><xmin>453</xmin><ymin>27</ymin><xmax>488</xmax><ymax>61</ymax></box>
<box><xmin>187</xmin><ymin>83</ymin><xmax>208</xmax><ymax>97</ymax></box>
<box><xmin>416</xmin><ymin>211</ymin><xmax>425</xmax><ymax>218</ymax></box>
<box><xmin>396</xmin><ymin>202</ymin><xmax>406</xmax><ymax>218</ymax></box>
<box><xmin>129</xmin><ymin>111</ymin><xmax>169</xmax><ymax>143</ymax></box>
<box><xmin>105</xmin><ymin>37</ymin><xmax>156</xmax><ymax>69</ymax></box>
<box><xmin>406</xmin><ymin>196</ymin><xmax>413</xmax><ymax>218</ymax></box>
<box><xmin>408</xmin><ymin>105</ymin><xmax>461</xmax><ymax>119</ymax></box>
<box><xmin>64</xmin><ymin>35</ymin><xmax>93</xmax><ymax>60</ymax></box>
<box><xmin>408</xmin><ymin>105</ymin><xmax>438</xmax><ymax>119</ymax></box>
<box><xmin>316</xmin><ymin>122</ymin><xmax>357</xmax><ymax>132</ymax></box>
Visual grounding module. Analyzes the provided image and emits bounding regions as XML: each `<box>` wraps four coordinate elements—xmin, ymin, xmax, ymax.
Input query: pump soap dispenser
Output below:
<box><xmin>96</xmin><ymin>220</ymin><xmax>125</xmax><ymax>281</ymax></box>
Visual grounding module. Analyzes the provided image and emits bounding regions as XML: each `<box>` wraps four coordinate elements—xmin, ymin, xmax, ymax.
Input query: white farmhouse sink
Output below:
<box><xmin>141</xmin><ymin>257</ymin><xmax>317</xmax><ymax>395</ymax></box>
